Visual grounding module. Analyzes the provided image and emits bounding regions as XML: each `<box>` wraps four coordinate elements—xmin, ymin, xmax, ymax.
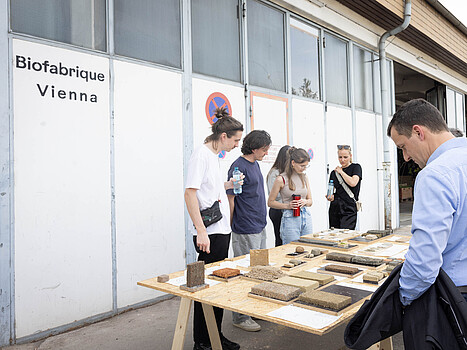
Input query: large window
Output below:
<box><xmin>114</xmin><ymin>0</ymin><xmax>181</xmax><ymax>68</ymax></box>
<box><xmin>247</xmin><ymin>0</ymin><xmax>285</xmax><ymax>91</ymax></box>
<box><xmin>324</xmin><ymin>33</ymin><xmax>348</xmax><ymax>106</ymax></box>
<box><xmin>353</xmin><ymin>47</ymin><xmax>373</xmax><ymax>111</ymax></box>
<box><xmin>10</xmin><ymin>0</ymin><xmax>106</xmax><ymax>51</ymax></box>
<box><xmin>192</xmin><ymin>0</ymin><xmax>241</xmax><ymax>82</ymax></box>
<box><xmin>290</xmin><ymin>19</ymin><xmax>320</xmax><ymax>100</ymax></box>
<box><xmin>447</xmin><ymin>88</ymin><xmax>466</xmax><ymax>134</ymax></box>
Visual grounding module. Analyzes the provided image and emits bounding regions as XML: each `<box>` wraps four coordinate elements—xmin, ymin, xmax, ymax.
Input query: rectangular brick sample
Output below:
<box><xmin>250</xmin><ymin>249</ymin><xmax>269</xmax><ymax>266</ymax></box>
<box><xmin>291</xmin><ymin>271</ymin><xmax>335</xmax><ymax>285</ymax></box>
<box><xmin>273</xmin><ymin>276</ymin><xmax>319</xmax><ymax>292</ymax></box>
<box><xmin>298</xmin><ymin>290</ymin><xmax>352</xmax><ymax>310</ymax></box>
<box><xmin>187</xmin><ymin>261</ymin><xmax>205</xmax><ymax>287</ymax></box>
<box><xmin>212</xmin><ymin>268</ymin><xmax>240</xmax><ymax>279</ymax></box>
<box><xmin>326</xmin><ymin>252</ymin><xmax>354</xmax><ymax>263</ymax></box>
<box><xmin>325</xmin><ymin>264</ymin><xmax>360</xmax><ymax>275</ymax></box>
<box><xmin>250</xmin><ymin>282</ymin><xmax>301</xmax><ymax>301</ymax></box>
<box><xmin>351</xmin><ymin>256</ymin><xmax>384</xmax><ymax>267</ymax></box>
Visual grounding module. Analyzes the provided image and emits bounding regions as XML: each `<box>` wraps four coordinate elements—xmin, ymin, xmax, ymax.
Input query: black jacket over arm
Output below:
<box><xmin>344</xmin><ymin>264</ymin><xmax>467</xmax><ymax>350</ymax></box>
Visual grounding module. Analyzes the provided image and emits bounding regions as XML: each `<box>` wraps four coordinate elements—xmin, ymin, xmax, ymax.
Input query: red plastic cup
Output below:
<box><xmin>292</xmin><ymin>194</ymin><xmax>301</xmax><ymax>216</ymax></box>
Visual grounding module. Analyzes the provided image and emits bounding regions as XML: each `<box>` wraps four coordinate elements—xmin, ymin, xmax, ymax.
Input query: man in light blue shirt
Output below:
<box><xmin>387</xmin><ymin>98</ymin><xmax>467</xmax><ymax>306</ymax></box>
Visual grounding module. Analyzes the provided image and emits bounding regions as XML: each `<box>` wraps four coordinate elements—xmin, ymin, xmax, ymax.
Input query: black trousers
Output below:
<box><xmin>329</xmin><ymin>198</ymin><xmax>357</xmax><ymax>230</ymax></box>
<box><xmin>269</xmin><ymin>208</ymin><xmax>283</xmax><ymax>246</ymax></box>
<box><xmin>192</xmin><ymin>233</ymin><xmax>231</xmax><ymax>344</ymax></box>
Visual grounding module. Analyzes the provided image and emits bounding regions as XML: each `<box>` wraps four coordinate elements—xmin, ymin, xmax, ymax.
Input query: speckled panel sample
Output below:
<box><xmin>212</xmin><ymin>268</ymin><xmax>240</xmax><ymax>278</ymax></box>
<box><xmin>298</xmin><ymin>290</ymin><xmax>352</xmax><ymax>310</ymax></box>
<box><xmin>326</xmin><ymin>252</ymin><xmax>353</xmax><ymax>263</ymax></box>
<box><xmin>291</xmin><ymin>271</ymin><xmax>335</xmax><ymax>285</ymax></box>
<box><xmin>273</xmin><ymin>276</ymin><xmax>319</xmax><ymax>292</ymax></box>
<box><xmin>187</xmin><ymin>261</ymin><xmax>205</xmax><ymax>287</ymax></box>
<box><xmin>250</xmin><ymin>249</ymin><xmax>269</xmax><ymax>266</ymax></box>
<box><xmin>245</xmin><ymin>266</ymin><xmax>284</xmax><ymax>281</ymax></box>
<box><xmin>251</xmin><ymin>282</ymin><xmax>301</xmax><ymax>301</ymax></box>
<box><xmin>351</xmin><ymin>256</ymin><xmax>384</xmax><ymax>267</ymax></box>
<box><xmin>325</xmin><ymin>264</ymin><xmax>359</xmax><ymax>275</ymax></box>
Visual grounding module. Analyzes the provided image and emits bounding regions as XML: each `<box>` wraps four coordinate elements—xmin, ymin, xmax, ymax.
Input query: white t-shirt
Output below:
<box><xmin>185</xmin><ymin>144</ymin><xmax>231</xmax><ymax>236</ymax></box>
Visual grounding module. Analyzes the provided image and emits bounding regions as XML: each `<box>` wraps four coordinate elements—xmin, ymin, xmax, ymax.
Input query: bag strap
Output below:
<box><xmin>335</xmin><ymin>172</ymin><xmax>357</xmax><ymax>202</ymax></box>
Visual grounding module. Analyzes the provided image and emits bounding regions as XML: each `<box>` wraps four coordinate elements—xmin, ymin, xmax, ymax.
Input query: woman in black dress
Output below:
<box><xmin>325</xmin><ymin>145</ymin><xmax>362</xmax><ymax>229</ymax></box>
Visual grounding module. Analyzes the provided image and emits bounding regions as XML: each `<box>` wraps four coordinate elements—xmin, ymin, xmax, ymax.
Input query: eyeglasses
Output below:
<box><xmin>337</xmin><ymin>145</ymin><xmax>351</xmax><ymax>150</ymax></box>
<box><xmin>297</xmin><ymin>164</ymin><xmax>310</xmax><ymax>169</ymax></box>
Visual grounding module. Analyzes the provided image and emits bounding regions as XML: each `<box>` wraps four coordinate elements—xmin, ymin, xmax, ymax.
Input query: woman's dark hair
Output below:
<box><xmin>387</xmin><ymin>98</ymin><xmax>449</xmax><ymax>137</ymax></box>
<box><xmin>269</xmin><ymin>144</ymin><xmax>290</xmax><ymax>171</ymax></box>
<box><xmin>241</xmin><ymin>130</ymin><xmax>272</xmax><ymax>155</ymax></box>
<box><xmin>285</xmin><ymin>147</ymin><xmax>310</xmax><ymax>191</ymax></box>
<box><xmin>204</xmin><ymin>107</ymin><xmax>244</xmax><ymax>144</ymax></box>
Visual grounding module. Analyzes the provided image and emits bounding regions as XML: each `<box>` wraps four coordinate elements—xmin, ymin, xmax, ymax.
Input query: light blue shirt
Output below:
<box><xmin>400</xmin><ymin>137</ymin><xmax>467</xmax><ymax>306</ymax></box>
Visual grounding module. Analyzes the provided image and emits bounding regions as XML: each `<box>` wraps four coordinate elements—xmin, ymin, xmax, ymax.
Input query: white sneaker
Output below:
<box><xmin>233</xmin><ymin>318</ymin><xmax>261</xmax><ymax>332</ymax></box>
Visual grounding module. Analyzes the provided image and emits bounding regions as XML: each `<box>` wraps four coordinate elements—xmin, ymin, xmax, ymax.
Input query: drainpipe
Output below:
<box><xmin>379</xmin><ymin>0</ymin><xmax>411</xmax><ymax>229</ymax></box>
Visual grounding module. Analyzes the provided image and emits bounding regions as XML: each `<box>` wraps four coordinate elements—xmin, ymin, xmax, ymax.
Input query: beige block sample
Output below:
<box><xmin>250</xmin><ymin>282</ymin><xmax>301</xmax><ymax>301</ymax></box>
<box><xmin>291</xmin><ymin>271</ymin><xmax>335</xmax><ymax>285</ymax></box>
<box><xmin>363</xmin><ymin>271</ymin><xmax>385</xmax><ymax>283</ymax></box>
<box><xmin>274</xmin><ymin>276</ymin><xmax>319</xmax><ymax>292</ymax></box>
<box><xmin>250</xmin><ymin>249</ymin><xmax>269</xmax><ymax>266</ymax></box>
<box><xmin>298</xmin><ymin>290</ymin><xmax>352</xmax><ymax>310</ymax></box>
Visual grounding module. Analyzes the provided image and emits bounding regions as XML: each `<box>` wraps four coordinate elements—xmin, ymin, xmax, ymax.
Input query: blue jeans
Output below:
<box><xmin>280</xmin><ymin>207</ymin><xmax>313</xmax><ymax>245</ymax></box>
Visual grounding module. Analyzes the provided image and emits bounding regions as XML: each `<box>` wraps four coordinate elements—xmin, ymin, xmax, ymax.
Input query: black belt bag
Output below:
<box><xmin>200</xmin><ymin>200</ymin><xmax>223</xmax><ymax>227</ymax></box>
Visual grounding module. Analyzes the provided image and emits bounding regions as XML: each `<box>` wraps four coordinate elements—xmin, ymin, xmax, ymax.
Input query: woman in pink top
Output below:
<box><xmin>267</xmin><ymin>147</ymin><xmax>313</xmax><ymax>244</ymax></box>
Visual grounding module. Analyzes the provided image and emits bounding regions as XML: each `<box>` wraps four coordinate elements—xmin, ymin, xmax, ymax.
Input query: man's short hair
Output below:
<box><xmin>387</xmin><ymin>98</ymin><xmax>449</xmax><ymax>137</ymax></box>
<box><xmin>241</xmin><ymin>130</ymin><xmax>272</xmax><ymax>155</ymax></box>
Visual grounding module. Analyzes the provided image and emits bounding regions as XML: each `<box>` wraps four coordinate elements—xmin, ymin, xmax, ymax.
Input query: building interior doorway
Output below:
<box><xmin>393</xmin><ymin>62</ymin><xmax>445</xmax><ymax>227</ymax></box>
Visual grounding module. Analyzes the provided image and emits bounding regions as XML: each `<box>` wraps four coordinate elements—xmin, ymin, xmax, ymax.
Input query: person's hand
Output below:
<box><xmin>297</xmin><ymin>198</ymin><xmax>307</xmax><ymax>208</ymax></box>
<box><xmin>326</xmin><ymin>194</ymin><xmax>334</xmax><ymax>202</ymax></box>
<box><xmin>196</xmin><ymin>231</ymin><xmax>210</xmax><ymax>254</ymax></box>
<box><xmin>228</xmin><ymin>173</ymin><xmax>245</xmax><ymax>189</ymax></box>
<box><xmin>290</xmin><ymin>199</ymin><xmax>301</xmax><ymax>209</ymax></box>
<box><xmin>335</xmin><ymin>166</ymin><xmax>344</xmax><ymax>175</ymax></box>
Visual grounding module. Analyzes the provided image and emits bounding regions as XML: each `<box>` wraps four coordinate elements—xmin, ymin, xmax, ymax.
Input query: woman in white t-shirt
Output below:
<box><xmin>184</xmin><ymin>108</ymin><xmax>243</xmax><ymax>350</ymax></box>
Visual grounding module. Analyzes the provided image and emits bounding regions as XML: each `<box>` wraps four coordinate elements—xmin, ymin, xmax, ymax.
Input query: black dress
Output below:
<box><xmin>328</xmin><ymin>163</ymin><xmax>362</xmax><ymax>229</ymax></box>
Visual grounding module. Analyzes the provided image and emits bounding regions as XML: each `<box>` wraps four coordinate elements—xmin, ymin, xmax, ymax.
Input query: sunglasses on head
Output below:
<box><xmin>337</xmin><ymin>145</ymin><xmax>351</xmax><ymax>150</ymax></box>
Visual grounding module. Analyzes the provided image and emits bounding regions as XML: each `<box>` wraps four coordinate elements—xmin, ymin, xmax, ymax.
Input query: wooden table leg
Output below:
<box><xmin>202</xmin><ymin>303</ymin><xmax>222</xmax><ymax>350</ymax></box>
<box><xmin>379</xmin><ymin>337</ymin><xmax>393</xmax><ymax>350</ymax></box>
<box><xmin>171</xmin><ymin>297</ymin><xmax>192</xmax><ymax>350</ymax></box>
<box><xmin>367</xmin><ymin>336</ymin><xmax>393</xmax><ymax>350</ymax></box>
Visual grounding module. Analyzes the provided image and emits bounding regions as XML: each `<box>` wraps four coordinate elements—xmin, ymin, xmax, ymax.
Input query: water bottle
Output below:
<box><xmin>327</xmin><ymin>180</ymin><xmax>334</xmax><ymax>197</ymax></box>
<box><xmin>233</xmin><ymin>167</ymin><xmax>242</xmax><ymax>194</ymax></box>
<box><xmin>292</xmin><ymin>194</ymin><xmax>301</xmax><ymax>216</ymax></box>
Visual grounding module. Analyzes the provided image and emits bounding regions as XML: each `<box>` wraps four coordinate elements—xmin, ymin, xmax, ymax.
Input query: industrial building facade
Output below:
<box><xmin>0</xmin><ymin>0</ymin><xmax>465</xmax><ymax>345</ymax></box>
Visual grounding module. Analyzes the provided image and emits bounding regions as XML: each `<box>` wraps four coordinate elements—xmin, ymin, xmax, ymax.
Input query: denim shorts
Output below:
<box><xmin>280</xmin><ymin>207</ymin><xmax>313</xmax><ymax>245</ymax></box>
